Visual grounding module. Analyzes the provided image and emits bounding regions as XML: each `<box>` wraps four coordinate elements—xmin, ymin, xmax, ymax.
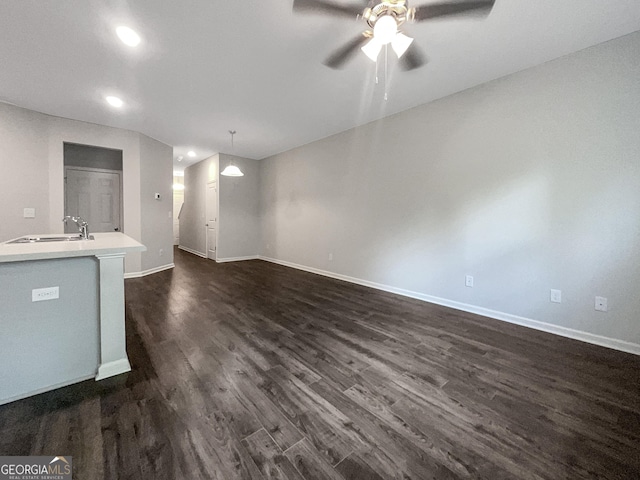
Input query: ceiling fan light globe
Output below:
<box><xmin>116</xmin><ymin>26</ymin><xmax>141</xmax><ymax>47</ymax></box>
<box><xmin>392</xmin><ymin>32</ymin><xmax>413</xmax><ymax>58</ymax></box>
<box><xmin>373</xmin><ymin>15</ymin><xmax>397</xmax><ymax>45</ymax></box>
<box><xmin>221</xmin><ymin>165</ymin><xmax>244</xmax><ymax>177</ymax></box>
<box><xmin>361</xmin><ymin>38</ymin><xmax>382</xmax><ymax>62</ymax></box>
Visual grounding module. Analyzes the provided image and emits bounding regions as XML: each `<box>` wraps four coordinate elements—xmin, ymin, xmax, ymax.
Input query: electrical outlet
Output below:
<box><xmin>550</xmin><ymin>289</ymin><xmax>562</xmax><ymax>303</ymax></box>
<box><xmin>32</xmin><ymin>286</ymin><xmax>59</xmax><ymax>302</ymax></box>
<box><xmin>328</xmin><ymin>253</ymin><xmax>333</xmax><ymax>261</ymax></box>
<box><xmin>465</xmin><ymin>275</ymin><xmax>474</xmax><ymax>287</ymax></box>
<box><xmin>23</xmin><ymin>208</ymin><xmax>35</xmax><ymax>218</ymax></box>
<box><xmin>159</xmin><ymin>248</ymin><xmax>164</xmax><ymax>257</ymax></box>
<box><xmin>595</xmin><ymin>296</ymin><xmax>608</xmax><ymax>312</ymax></box>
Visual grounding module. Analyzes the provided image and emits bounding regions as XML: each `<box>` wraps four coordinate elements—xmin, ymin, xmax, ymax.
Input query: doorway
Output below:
<box><xmin>63</xmin><ymin>143</ymin><xmax>123</xmax><ymax>234</ymax></box>
<box><xmin>206</xmin><ymin>180</ymin><xmax>217</xmax><ymax>260</ymax></box>
<box><xmin>172</xmin><ymin>175</ymin><xmax>184</xmax><ymax>245</ymax></box>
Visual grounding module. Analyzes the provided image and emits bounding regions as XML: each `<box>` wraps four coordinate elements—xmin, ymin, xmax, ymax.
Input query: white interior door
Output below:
<box><xmin>65</xmin><ymin>168</ymin><xmax>122</xmax><ymax>233</ymax></box>
<box><xmin>206</xmin><ymin>181</ymin><xmax>217</xmax><ymax>260</ymax></box>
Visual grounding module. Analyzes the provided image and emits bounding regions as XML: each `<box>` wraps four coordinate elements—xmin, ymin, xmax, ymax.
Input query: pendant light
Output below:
<box><xmin>220</xmin><ymin>130</ymin><xmax>244</xmax><ymax>177</ymax></box>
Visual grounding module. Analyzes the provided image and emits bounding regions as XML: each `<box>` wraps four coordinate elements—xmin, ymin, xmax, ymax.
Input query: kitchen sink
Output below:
<box><xmin>8</xmin><ymin>234</ymin><xmax>95</xmax><ymax>244</ymax></box>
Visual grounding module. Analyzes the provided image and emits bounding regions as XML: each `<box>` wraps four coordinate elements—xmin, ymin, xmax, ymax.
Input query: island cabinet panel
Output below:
<box><xmin>0</xmin><ymin>257</ymin><xmax>99</xmax><ymax>404</ymax></box>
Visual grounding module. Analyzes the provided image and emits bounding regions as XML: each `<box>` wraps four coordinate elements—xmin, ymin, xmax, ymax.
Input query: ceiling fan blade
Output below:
<box><xmin>412</xmin><ymin>0</ymin><xmax>495</xmax><ymax>22</ymax></box>
<box><xmin>399</xmin><ymin>43</ymin><xmax>427</xmax><ymax>71</ymax></box>
<box><xmin>324</xmin><ymin>32</ymin><xmax>371</xmax><ymax>69</ymax></box>
<box><xmin>292</xmin><ymin>0</ymin><xmax>366</xmax><ymax>18</ymax></box>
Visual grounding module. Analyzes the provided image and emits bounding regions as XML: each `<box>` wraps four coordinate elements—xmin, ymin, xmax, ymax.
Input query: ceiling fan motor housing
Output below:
<box><xmin>364</xmin><ymin>0</ymin><xmax>410</xmax><ymax>29</ymax></box>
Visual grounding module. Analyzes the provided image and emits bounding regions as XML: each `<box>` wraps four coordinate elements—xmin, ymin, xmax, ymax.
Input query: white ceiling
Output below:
<box><xmin>1</xmin><ymin>1</ymin><xmax>639</xmax><ymax>172</ymax></box>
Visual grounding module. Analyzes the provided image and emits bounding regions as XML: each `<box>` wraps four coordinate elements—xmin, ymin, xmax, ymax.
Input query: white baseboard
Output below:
<box><xmin>0</xmin><ymin>373</ymin><xmax>95</xmax><ymax>406</ymax></box>
<box><xmin>95</xmin><ymin>358</ymin><xmax>132</xmax><ymax>381</ymax></box>
<box><xmin>258</xmin><ymin>256</ymin><xmax>640</xmax><ymax>356</ymax></box>
<box><xmin>216</xmin><ymin>255</ymin><xmax>259</xmax><ymax>263</ymax></box>
<box><xmin>124</xmin><ymin>263</ymin><xmax>174</xmax><ymax>279</ymax></box>
<box><xmin>178</xmin><ymin>245</ymin><xmax>207</xmax><ymax>258</ymax></box>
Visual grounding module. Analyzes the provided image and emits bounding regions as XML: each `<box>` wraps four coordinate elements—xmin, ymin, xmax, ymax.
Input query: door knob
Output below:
<box><xmin>114</xmin><ymin>227</ymin><xmax>119</xmax><ymax>231</ymax></box>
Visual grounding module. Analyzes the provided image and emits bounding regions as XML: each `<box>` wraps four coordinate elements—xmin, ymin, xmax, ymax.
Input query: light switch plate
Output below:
<box><xmin>23</xmin><ymin>208</ymin><xmax>35</xmax><ymax>218</ymax></box>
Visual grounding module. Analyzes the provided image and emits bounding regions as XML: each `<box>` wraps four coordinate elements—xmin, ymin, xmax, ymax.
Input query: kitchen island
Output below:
<box><xmin>0</xmin><ymin>232</ymin><xmax>145</xmax><ymax>404</ymax></box>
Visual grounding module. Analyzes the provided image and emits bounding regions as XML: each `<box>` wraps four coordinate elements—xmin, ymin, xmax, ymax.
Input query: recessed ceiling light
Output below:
<box><xmin>106</xmin><ymin>96</ymin><xmax>124</xmax><ymax>108</ymax></box>
<box><xmin>187</xmin><ymin>151</ymin><xmax>196</xmax><ymax>157</ymax></box>
<box><xmin>177</xmin><ymin>155</ymin><xmax>184</xmax><ymax>162</ymax></box>
<box><xmin>116</xmin><ymin>26</ymin><xmax>141</xmax><ymax>47</ymax></box>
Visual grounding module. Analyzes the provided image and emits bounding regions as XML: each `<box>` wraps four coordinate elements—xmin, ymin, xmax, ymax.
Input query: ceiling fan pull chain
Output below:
<box><xmin>384</xmin><ymin>44</ymin><xmax>388</xmax><ymax>101</ymax></box>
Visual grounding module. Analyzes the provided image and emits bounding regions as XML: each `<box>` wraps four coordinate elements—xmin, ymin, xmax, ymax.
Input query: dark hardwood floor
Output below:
<box><xmin>1</xmin><ymin>247</ymin><xmax>639</xmax><ymax>479</ymax></box>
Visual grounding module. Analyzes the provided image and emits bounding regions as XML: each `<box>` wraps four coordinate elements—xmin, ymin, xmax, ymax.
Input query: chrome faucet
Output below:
<box><xmin>62</xmin><ymin>216</ymin><xmax>90</xmax><ymax>240</ymax></box>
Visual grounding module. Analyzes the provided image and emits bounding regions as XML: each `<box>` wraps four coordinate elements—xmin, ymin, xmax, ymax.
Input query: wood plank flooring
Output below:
<box><xmin>1</xmin><ymin>247</ymin><xmax>639</xmax><ymax>479</ymax></box>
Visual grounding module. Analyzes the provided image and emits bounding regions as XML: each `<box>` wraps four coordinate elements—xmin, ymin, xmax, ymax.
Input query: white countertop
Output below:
<box><xmin>0</xmin><ymin>232</ymin><xmax>146</xmax><ymax>263</ymax></box>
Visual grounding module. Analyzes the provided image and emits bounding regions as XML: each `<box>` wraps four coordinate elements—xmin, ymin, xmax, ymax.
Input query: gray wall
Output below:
<box><xmin>179</xmin><ymin>155</ymin><xmax>216</xmax><ymax>256</ymax></box>
<box><xmin>0</xmin><ymin>257</ymin><xmax>99</xmax><ymax>404</ymax></box>
<box><xmin>218</xmin><ymin>154</ymin><xmax>260</xmax><ymax>259</ymax></box>
<box><xmin>259</xmin><ymin>32</ymin><xmax>640</xmax><ymax>347</ymax></box>
<box><xmin>139</xmin><ymin>134</ymin><xmax>174</xmax><ymax>271</ymax></box>
<box><xmin>0</xmin><ymin>103</ymin><xmax>50</xmax><ymax>240</ymax></box>
<box><xmin>0</xmin><ymin>102</ymin><xmax>173</xmax><ymax>275</ymax></box>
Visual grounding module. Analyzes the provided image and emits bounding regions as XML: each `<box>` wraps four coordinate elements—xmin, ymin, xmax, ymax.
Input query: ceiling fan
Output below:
<box><xmin>292</xmin><ymin>0</ymin><xmax>496</xmax><ymax>70</ymax></box>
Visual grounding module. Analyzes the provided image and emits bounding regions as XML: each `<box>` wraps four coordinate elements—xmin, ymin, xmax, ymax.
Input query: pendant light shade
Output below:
<box><xmin>221</xmin><ymin>130</ymin><xmax>244</xmax><ymax>177</ymax></box>
<box><xmin>221</xmin><ymin>164</ymin><xmax>244</xmax><ymax>177</ymax></box>
<box><xmin>361</xmin><ymin>38</ymin><xmax>382</xmax><ymax>61</ymax></box>
<box><xmin>391</xmin><ymin>33</ymin><xmax>413</xmax><ymax>58</ymax></box>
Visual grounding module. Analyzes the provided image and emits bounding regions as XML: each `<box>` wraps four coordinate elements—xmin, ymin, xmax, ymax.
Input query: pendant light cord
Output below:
<box><xmin>229</xmin><ymin>130</ymin><xmax>236</xmax><ymax>151</ymax></box>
